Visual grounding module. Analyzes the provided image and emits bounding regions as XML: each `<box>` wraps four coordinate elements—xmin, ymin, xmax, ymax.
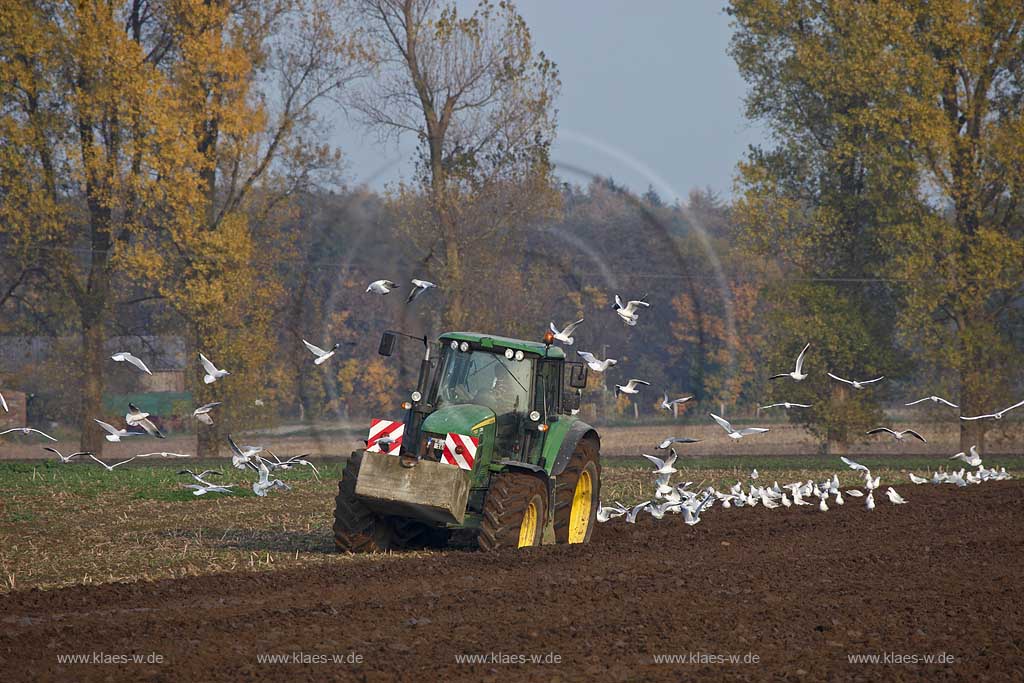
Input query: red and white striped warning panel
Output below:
<box><xmin>366</xmin><ymin>418</ymin><xmax>403</xmax><ymax>455</ymax></box>
<box><xmin>441</xmin><ymin>432</ymin><xmax>479</xmax><ymax>471</ymax></box>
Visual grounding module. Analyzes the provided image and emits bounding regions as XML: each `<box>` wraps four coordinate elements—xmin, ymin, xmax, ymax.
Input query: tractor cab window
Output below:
<box><xmin>436</xmin><ymin>348</ymin><xmax>532</xmax><ymax>417</ymax></box>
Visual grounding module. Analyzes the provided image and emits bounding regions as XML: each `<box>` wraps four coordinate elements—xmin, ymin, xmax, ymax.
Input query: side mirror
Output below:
<box><xmin>378</xmin><ymin>331</ymin><xmax>398</xmax><ymax>357</ymax></box>
<box><xmin>567</xmin><ymin>361</ymin><xmax>588</xmax><ymax>389</ymax></box>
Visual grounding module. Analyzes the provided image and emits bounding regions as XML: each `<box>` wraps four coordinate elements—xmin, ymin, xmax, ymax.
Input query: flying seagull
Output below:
<box><xmin>657</xmin><ymin>436</ymin><xmax>702</xmax><ymax>449</ymax></box>
<box><xmin>905</xmin><ymin>395</ymin><xmax>958</xmax><ymax>408</ymax></box>
<box><xmin>178</xmin><ymin>469</ymin><xmax>223</xmax><ymax>483</ymax></box>
<box><xmin>950</xmin><ymin>445</ymin><xmax>982</xmax><ymax>467</ymax></box>
<box><xmin>840</xmin><ymin>456</ymin><xmax>870</xmax><ymax>473</ymax></box>
<box><xmin>93</xmin><ymin>419</ymin><xmax>139</xmax><ymax>443</ymax></box>
<box><xmin>597</xmin><ymin>501</ymin><xmax>628</xmax><ymax>523</ymax></box>
<box><xmin>709</xmin><ymin>413</ymin><xmax>769</xmax><ymax>440</ymax></box>
<box><xmin>253</xmin><ymin>460</ymin><xmax>291</xmax><ymax>497</ymax></box>
<box><xmin>576</xmin><ymin>350</ymin><xmax>617</xmax><ymax>373</ymax></box>
<box><xmin>549</xmin><ymin>318</ymin><xmax>584</xmax><ymax>345</ymax></box>
<box><xmin>192</xmin><ymin>402</ymin><xmax>221</xmax><ymax>426</ymax></box>
<box><xmin>228</xmin><ymin>433</ymin><xmax>263</xmax><ymax>470</ymax></box>
<box><xmin>827</xmin><ymin>372</ymin><xmax>885</xmax><ymax>390</ymax></box>
<box><xmin>366</xmin><ymin>279</ymin><xmax>399</xmax><ymax>295</ymax></box>
<box><xmin>612</xmin><ymin>294</ymin><xmax>650</xmax><ymax>326</ymax></box>
<box><xmin>759</xmin><ymin>402</ymin><xmax>812</xmax><ymax>410</ymax></box>
<box><xmin>770</xmin><ymin>343</ymin><xmax>810</xmax><ymax>381</ymax></box>
<box><xmin>199</xmin><ymin>353</ymin><xmax>229</xmax><ymax>384</ymax></box>
<box><xmin>258</xmin><ymin>450</ymin><xmax>320</xmax><ymax>480</ymax></box>
<box><xmin>0</xmin><ymin>427</ymin><xmax>57</xmax><ymax>442</ymax></box>
<box><xmin>43</xmin><ymin>447</ymin><xmax>91</xmax><ymax>463</ymax></box>
<box><xmin>614</xmin><ymin>379</ymin><xmax>649</xmax><ymax>396</ymax></box>
<box><xmin>959</xmin><ymin>398</ymin><xmax>1024</xmax><ymax>421</ymax></box>
<box><xmin>110</xmin><ymin>351</ymin><xmax>153</xmax><ymax>375</ymax></box>
<box><xmin>86</xmin><ymin>453</ymin><xmax>137</xmax><ymax>472</ymax></box>
<box><xmin>126</xmin><ymin>403</ymin><xmax>165</xmax><ymax>438</ymax></box>
<box><xmin>641</xmin><ymin>452</ymin><xmax>678</xmax><ymax>476</ymax></box>
<box><xmin>660</xmin><ymin>394</ymin><xmax>692</xmax><ymax>411</ymax></box>
<box><xmin>866</xmin><ymin>427</ymin><xmax>927</xmax><ymax>443</ymax></box>
<box><xmin>406</xmin><ymin>279</ymin><xmax>437</xmax><ymax>304</ymax></box>
<box><xmin>302</xmin><ymin>339</ymin><xmax>340</xmax><ymax>365</ymax></box>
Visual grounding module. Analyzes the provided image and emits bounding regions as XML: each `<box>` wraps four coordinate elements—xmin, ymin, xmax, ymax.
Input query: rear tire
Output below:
<box><xmin>333</xmin><ymin>451</ymin><xmax>395</xmax><ymax>553</ymax></box>
<box><xmin>478</xmin><ymin>472</ymin><xmax>547</xmax><ymax>551</ymax></box>
<box><xmin>553</xmin><ymin>438</ymin><xmax>601</xmax><ymax>544</ymax></box>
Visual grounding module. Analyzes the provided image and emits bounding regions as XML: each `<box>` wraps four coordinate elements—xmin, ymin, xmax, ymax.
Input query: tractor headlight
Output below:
<box><xmin>459</xmin><ymin>341</ymin><xmax>470</xmax><ymax>352</ymax></box>
<box><xmin>504</xmin><ymin>348</ymin><xmax>515</xmax><ymax>360</ymax></box>
<box><xmin>529</xmin><ymin>410</ymin><xmax>541</xmax><ymax>421</ymax></box>
<box><xmin>450</xmin><ymin>340</ymin><xmax>459</xmax><ymax>351</ymax></box>
<box><xmin>411</xmin><ymin>391</ymin><xmax>422</xmax><ymax>402</ymax></box>
<box><xmin>514</xmin><ymin>350</ymin><xmax>524</xmax><ymax>361</ymax></box>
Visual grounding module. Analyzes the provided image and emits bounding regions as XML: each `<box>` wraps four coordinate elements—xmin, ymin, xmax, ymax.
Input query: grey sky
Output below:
<box><xmin>329</xmin><ymin>1</ymin><xmax>765</xmax><ymax>204</ymax></box>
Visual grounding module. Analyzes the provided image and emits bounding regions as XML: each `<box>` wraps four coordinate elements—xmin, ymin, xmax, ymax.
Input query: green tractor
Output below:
<box><xmin>333</xmin><ymin>330</ymin><xmax>600</xmax><ymax>552</ymax></box>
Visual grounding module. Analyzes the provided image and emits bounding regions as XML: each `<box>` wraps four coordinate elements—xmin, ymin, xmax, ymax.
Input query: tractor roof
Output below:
<box><xmin>440</xmin><ymin>332</ymin><xmax>566</xmax><ymax>359</ymax></box>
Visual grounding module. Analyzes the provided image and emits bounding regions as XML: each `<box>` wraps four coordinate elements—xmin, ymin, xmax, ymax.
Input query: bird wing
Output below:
<box><xmin>827</xmin><ymin>372</ymin><xmax>853</xmax><ymax>385</ymax></box>
<box><xmin>903</xmin><ymin>430</ymin><xmax>927</xmax><ymax>442</ymax></box>
<box><xmin>576</xmin><ymin>350</ymin><xmax>597</xmax><ymax>363</ymax></box>
<box><xmin>194</xmin><ymin>402</ymin><xmax>221</xmax><ymax>414</ymax></box>
<box><xmin>0</xmin><ymin>392</ymin><xmax>6</xmax><ymax>412</ymax></box>
<box><xmin>549</xmin><ymin>322</ymin><xmax>560</xmax><ymax>335</ymax></box>
<box><xmin>866</xmin><ymin>428</ymin><xmax>896</xmax><ymax>436</ymax></box>
<box><xmin>668</xmin><ymin>396</ymin><xmax>692</xmax><ymax>406</ymax></box>
<box><xmin>936</xmin><ymin>397</ymin><xmax>959</xmax><ymax>408</ymax></box>
<box><xmin>709</xmin><ymin>413</ymin><xmax>733</xmax><ymax>433</ymax></box>
<box><xmin>736</xmin><ymin>427</ymin><xmax>769</xmax><ymax>436</ymax></box>
<box><xmin>563</xmin><ymin>318</ymin><xmax>584</xmax><ymax>336</ymax></box>
<box><xmin>959</xmin><ymin>413</ymin><xmax>993</xmax><ymax>421</ymax></box>
<box><xmin>904</xmin><ymin>397</ymin><xmax>929</xmax><ymax>406</ymax></box>
<box><xmin>302</xmin><ymin>339</ymin><xmax>328</xmax><ymax>357</ymax></box>
<box><xmin>861</xmin><ymin>376</ymin><xmax>885</xmax><ymax>384</ymax></box>
<box><xmin>110</xmin><ymin>456</ymin><xmax>137</xmax><ymax>469</ymax></box>
<box><xmin>641</xmin><ymin>454</ymin><xmax>665</xmax><ymax>470</ymax></box>
<box><xmin>840</xmin><ymin>456</ymin><xmax>869</xmax><ymax>472</ymax></box>
<box><xmin>31</xmin><ymin>429</ymin><xmax>58</xmax><ymax>442</ymax></box>
<box><xmin>86</xmin><ymin>453</ymin><xmax>110</xmax><ymax>469</ymax></box>
<box><xmin>613</xmin><ymin>294</ymin><xmax>623</xmax><ymax>309</ymax></box>
<box><xmin>794</xmin><ymin>343</ymin><xmax>810</xmax><ymax>373</ymax></box>
<box><xmin>199</xmin><ymin>353</ymin><xmax>218</xmax><ymax>375</ymax></box>
<box><xmin>226</xmin><ymin>434</ymin><xmax>245</xmax><ymax>458</ymax></box>
<box><xmin>630</xmin><ymin>379</ymin><xmax>650</xmax><ymax>388</ymax></box>
<box><xmin>628</xmin><ymin>299</ymin><xmax>651</xmax><ymax>309</ymax></box>
<box><xmin>93</xmin><ymin>419</ymin><xmax>120</xmax><ymax>435</ymax></box>
<box><xmin>127</xmin><ymin>354</ymin><xmax>152</xmax><ymax>375</ymax></box>
<box><xmin>1000</xmin><ymin>398</ymin><xmax>1024</xmax><ymax>415</ymax></box>
<box><xmin>759</xmin><ymin>404</ymin><xmax>781</xmax><ymax>410</ymax></box>
<box><xmin>768</xmin><ymin>373</ymin><xmax>789</xmax><ymax>380</ymax></box>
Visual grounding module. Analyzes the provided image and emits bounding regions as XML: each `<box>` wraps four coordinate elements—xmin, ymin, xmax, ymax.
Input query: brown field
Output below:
<box><xmin>1</xmin><ymin>481</ymin><xmax>1021</xmax><ymax>681</ymax></box>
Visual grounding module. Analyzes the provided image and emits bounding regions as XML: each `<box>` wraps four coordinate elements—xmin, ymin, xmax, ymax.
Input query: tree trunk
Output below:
<box><xmin>80</xmin><ymin>318</ymin><xmax>106</xmax><ymax>455</ymax></box>
<box><xmin>959</xmin><ymin>370</ymin><xmax>986</xmax><ymax>452</ymax></box>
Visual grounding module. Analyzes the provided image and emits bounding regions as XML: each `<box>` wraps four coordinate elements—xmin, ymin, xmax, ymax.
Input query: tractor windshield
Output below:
<box><xmin>435</xmin><ymin>348</ymin><xmax>532</xmax><ymax>417</ymax></box>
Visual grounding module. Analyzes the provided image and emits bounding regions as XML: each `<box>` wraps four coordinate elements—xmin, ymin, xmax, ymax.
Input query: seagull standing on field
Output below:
<box><xmin>366</xmin><ymin>279</ymin><xmax>398</xmax><ymax>295</ymax></box>
<box><xmin>908</xmin><ymin>473</ymin><xmax>929</xmax><ymax>485</ymax></box>
<box><xmin>615</xmin><ymin>379</ymin><xmax>649</xmax><ymax>396</ymax></box>
<box><xmin>43</xmin><ymin>447</ymin><xmax>91</xmax><ymax>463</ymax></box>
<box><xmin>660</xmin><ymin>394</ymin><xmax>692</xmax><ymax>411</ymax></box>
<box><xmin>865</xmin><ymin>491</ymin><xmax>875</xmax><ymax>510</ymax></box>
<box><xmin>192</xmin><ymin>402</ymin><xmax>221</xmax><ymax>426</ymax></box>
<box><xmin>549</xmin><ymin>318</ymin><xmax>584</xmax><ymax>345</ymax></box>
<box><xmin>885</xmin><ymin>487</ymin><xmax>907</xmax><ymax>504</ymax></box>
<box><xmin>110</xmin><ymin>351</ymin><xmax>153</xmax><ymax>375</ymax></box>
<box><xmin>93</xmin><ymin>419</ymin><xmax>138</xmax><ymax>442</ymax></box>
<box><xmin>0</xmin><ymin>427</ymin><xmax>57</xmax><ymax>442</ymax></box>
<box><xmin>710</xmin><ymin>413</ymin><xmax>770</xmax><ymax>440</ymax></box>
<box><xmin>759</xmin><ymin>402</ymin><xmax>812</xmax><ymax>410</ymax></box>
<box><xmin>199</xmin><ymin>353</ymin><xmax>229</xmax><ymax>384</ymax></box>
<box><xmin>959</xmin><ymin>399</ymin><xmax>1024</xmax><ymax>421</ymax></box>
<box><xmin>302</xmin><ymin>339</ymin><xmax>340</xmax><ymax>365</ymax></box>
<box><xmin>866</xmin><ymin>427</ymin><xmax>926</xmax><ymax>443</ymax></box>
<box><xmin>612</xmin><ymin>294</ymin><xmax>650</xmax><ymax>326</ymax></box>
<box><xmin>905</xmin><ymin>395</ymin><xmax>958</xmax><ymax>408</ymax></box>
<box><xmin>827</xmin><ymin>372</ymin><xmax>885</xmax><ymax>390</ymax></box>
<box><xmin>406</xmin><ymin>279</ymin><xmax>436</xmax><ymax>304</ymax></box>
<box><xmin>576</xmin><ymin>350</ymin><xmax>617</xmax><ymax>372</ymax></box>
<box><xmin>770</xmin><ymin>343</ymin><xmax>810</xmax><ymax>381</ymax></box>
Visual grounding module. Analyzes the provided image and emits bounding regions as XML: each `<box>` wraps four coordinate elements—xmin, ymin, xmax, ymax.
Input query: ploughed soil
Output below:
<box><xmin>1</xmin><ymin>482</ymin><xmax>1022</xmax><ymax>682</ymax></box>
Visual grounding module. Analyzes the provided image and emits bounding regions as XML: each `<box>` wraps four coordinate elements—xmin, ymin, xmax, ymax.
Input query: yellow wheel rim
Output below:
<box><xmin>518</xmin><ymin>499</ymin><xmax>538</xmax><ymax>548</ymax></box>
<box><xmin>568</xmin><ymin>469</ymin><xmax>593</xmax><ymax>544</ymax></box>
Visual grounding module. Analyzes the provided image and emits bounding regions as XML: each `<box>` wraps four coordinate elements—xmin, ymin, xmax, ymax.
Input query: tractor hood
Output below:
<box><xmin>421</xmin><ymin>404</ymin><xmax>496</xmax><ymax>440</ymax></box>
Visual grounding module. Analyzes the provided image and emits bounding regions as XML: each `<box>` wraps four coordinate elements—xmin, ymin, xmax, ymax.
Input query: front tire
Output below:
<box><xmin>478</xmin><ymin>472</ymin><xmax>547</xmax><ymax>551</ymax></box>
<box><xmin>553</xmin><ymin>438</ymin><xmax>601</xmax><ymax>544</ymax></box>
<box><xmin>333</xmin><ymin>451</ymin><xmax>395</xmax><ymax>553</ymax></box>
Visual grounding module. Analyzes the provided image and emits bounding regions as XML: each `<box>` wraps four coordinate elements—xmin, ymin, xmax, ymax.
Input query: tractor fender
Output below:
<box><xmin>549</xmin><ymin>421</ymin><xmax>600</xmax><ymax>477</ymax></box>
<box><xmin>495</xmin><ymin>459</ymin><xmax>553</xmax><ymax>498</ymax></box>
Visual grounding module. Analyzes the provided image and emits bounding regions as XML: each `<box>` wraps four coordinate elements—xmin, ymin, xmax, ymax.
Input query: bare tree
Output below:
<box><xmin>349</xmin><ymin>0</ymin><xmax>560</xmax><ymax>327</ymax></box>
